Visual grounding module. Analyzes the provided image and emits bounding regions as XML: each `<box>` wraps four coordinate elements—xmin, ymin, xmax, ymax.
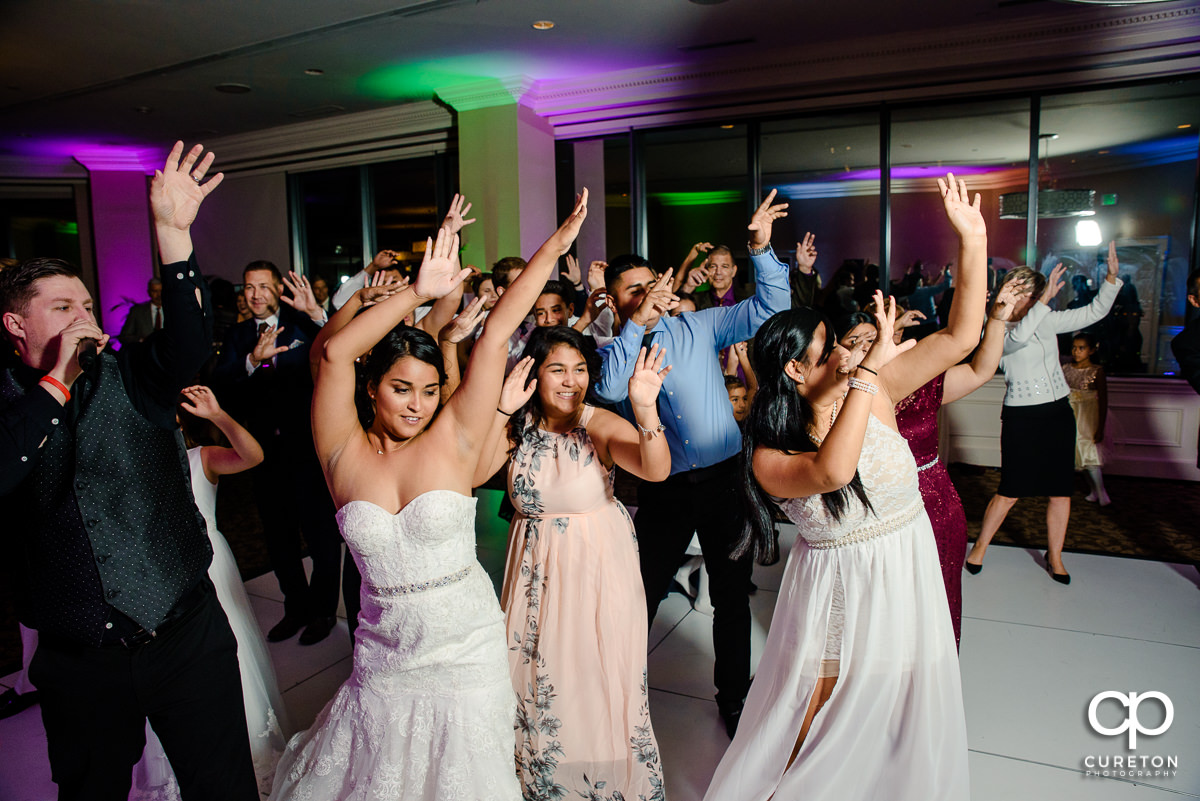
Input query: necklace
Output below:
<box><xmin>807</xmin><ymin>398</ymin><xmax>839</xmax><ymax>445</ymax></box>
<box><xmin>372</xmin><ymin>430</ymin><xmax>416</xmax><ymax>456</ymax></box>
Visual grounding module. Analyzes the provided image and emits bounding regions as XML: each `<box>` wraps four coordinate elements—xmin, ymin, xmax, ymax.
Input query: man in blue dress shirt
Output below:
<box><xmin>595</xmin><ymin>191</ymin><xmax>791</xmax><ymax>736</ymax></box>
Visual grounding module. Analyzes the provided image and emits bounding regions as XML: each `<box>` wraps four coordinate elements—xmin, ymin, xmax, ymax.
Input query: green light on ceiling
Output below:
<box><xmin>651</xmin><ymin>190</ymin><xmax>744</xmax><ymax>207</ymax></box>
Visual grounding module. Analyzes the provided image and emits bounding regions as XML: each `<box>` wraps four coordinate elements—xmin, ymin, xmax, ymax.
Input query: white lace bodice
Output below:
<box><xmin>336</xmin><ymin>491</ymin><xmax>478</xmax><ymax>591</ymax></box>
<box><xmin>779</xmin><ymin>415</ymin><xmax>922</xmax><ymax>548</ymax></box>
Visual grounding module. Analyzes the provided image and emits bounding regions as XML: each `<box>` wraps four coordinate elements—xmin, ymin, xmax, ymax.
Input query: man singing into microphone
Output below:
<box><xmin>0</xmin><ymin>143</ymin><xmax>258</xmax><ymax>801</ymax></box>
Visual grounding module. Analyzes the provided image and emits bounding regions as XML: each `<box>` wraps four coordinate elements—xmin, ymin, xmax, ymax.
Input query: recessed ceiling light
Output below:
<box><xmin>532</xmin><ymin>20</ymin><xmax>555</xmax><ymax>30</ymax></box>
<box><xmin>214</xmin><ymin>83</ymin><xmax>252</xmax><ymax>94</ymax></box>
<box><xmin>304</xmin><ymin>68</ymin><xmax>325</xmax><ymax>76</ymax></box>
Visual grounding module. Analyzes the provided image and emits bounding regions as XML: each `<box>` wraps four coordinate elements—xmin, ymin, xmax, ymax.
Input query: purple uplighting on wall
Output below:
<box><xmin>836</xmin><ymin>165</ymin><xmax>1001</xmax><ymax>181</ymax></box>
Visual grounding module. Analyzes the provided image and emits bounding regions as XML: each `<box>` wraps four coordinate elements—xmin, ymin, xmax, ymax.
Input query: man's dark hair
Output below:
<box><xmin>0</xmin><ymin>258</ymin><xmax>80</xmax><ymax>317</ymax></box>
<box><xmin>242</xmin><ymin>260</ymin><xmax>282</xmax><ymax>284</ymax></box>
<box><xmin>708</xmin><ymin>245</ymin><xmax>734</xmax><ymax>261</ymax></box>
<box><xmin>605</xmin><ymin>254</ymin><xmax>656</xmax><ymax>289</ymax></box>
<box><xmin>492</xmin><ymin>257</ymin><xmax>528</xmax><ymax>290</ymax></box>
<box><xmin>724</xmin><ymin>374</ymin><xmax>746</xmax><ymax>391</ymax></box>
<box><xmin>1188</xmin><ymin>268</ymin><xmax>1200</xmax><ymax>301</ymax></box>
<box><xmin>538</xmin><ymin>279</ymin><xmax>572</xmax><ymax>306</ymax></box>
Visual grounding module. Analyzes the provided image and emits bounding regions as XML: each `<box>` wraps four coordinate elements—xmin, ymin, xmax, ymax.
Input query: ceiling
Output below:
<box><xmin>0</xmin><ymin>0</ymin><xmax>1129</xmax><ymax>161</ymax></box>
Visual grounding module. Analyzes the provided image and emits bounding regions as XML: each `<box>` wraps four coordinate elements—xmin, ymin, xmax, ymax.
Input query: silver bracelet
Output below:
<box><xmin>636</xmin><ymin>421</ymin><xmax>665</xmax><ymax>438</ymax></box>
<box><xmin>847</xmin><ymin>376</ymin><xmax>878</xmax><ymax>395</ymax></box>
<box><xmin>747</xmin><ymin>242</ymin><xmax>772</xmax><ymax>257</ymax></box>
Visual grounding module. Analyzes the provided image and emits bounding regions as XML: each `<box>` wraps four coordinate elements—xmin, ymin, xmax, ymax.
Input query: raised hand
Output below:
<box><xmin>1106</xmin><ymin>240</ymin><xmax>1120</xmax><ymax>282</ymax></box>
<box><xmin>441</xmin><ymin>193</ymin><xmax>476</xmax><ymax>235</ymax></box>
<box><xmin>440</xmin><ymin>295</ymin><xmax>487</xmax><ymax>344</ymax></box>
<box><xmin>747</xmin><ymin>189</ymin><xmax>789</xmax><ymax>249</ymax></box>
<box><xmin>499</xmin><ymin>356</ymin><xmax>538</xmax><ymax>415</ymax></box>
<box><xmin>688</xmin><ymin>242</ymin><xmax>713</xmax><ymax>261</ymax></box>
<box><xmin>683</xmin><ymin>265</ymin><xmax>710</xmax><ymax>293</ymax></box>
<box><xmin>1040</xmin><ymin>263</ymin><xmax>1067</xmax><ymax>306</ymax></box>
<box><xmin>359</xmin><ymin>269</ymin><xmax>408</xmax><ymax>307</ymax></box>
<box><xmin>412</xmin><ymin>227</ymin><xmax>470</xmax><ymax>301</ymax></box>
<box><xmin>280</xmin><ymin>271</ymin><xmax>322</xmax><ymax>320</ymax></box>
<box><xmin>180</xmin><ymin>385</ymin><xmax>223</xmax><ymax>419</ymax></box>
<box><xmin>630</xmin><ymin>268</ymin><xmax>680</xmax><ymax>328</ymax></box>
<box><xmin>936</xmin><ymin>173</ymin><xmax>986</xmax><ymax>240</ymax></box>
<box><xmin>628</xmin><ymin>344</ymin><xmax>671</xmax><ymax>409</ymax></box>
<box><xmin>587</xmin><ymin>260</ymin><xmax>607</xmax><ymax>291</ymax></box>
<box><xmin>989</xmin><ymin>279</ymin><xmax>1030</xmax><ymax>321</ymax></box>
<box><xmin>860</xmin><ymin>291</ymin><xmax>916</xmax><ymax>373</ymax></box>
<box><xmin>562</xmin><ymin>254</ymin><xmax>582</xmax><ymax>288</ymax></box>
<box><xmin>547</xmin><ymin>189</ymin><xmax>589</xmax><ymax>255</ymax></box>
<box><xmin>150</xmin><ymin>141</ymin><xmax>223</xmax><ymax>232</ymax></box>
<box><xmin>250</xmin><ymin>324</ymin><xmax>289</xmax><ymax>368</ymax></box>
<box><xmin>366</xmin><ymin>250</ymin><xmax>400</xmax><ymax>276</ymax></box>
<box><xmin>795</xmin><ymin>233</ymin><xmax>818</xmax><ymax>273</ymax></box>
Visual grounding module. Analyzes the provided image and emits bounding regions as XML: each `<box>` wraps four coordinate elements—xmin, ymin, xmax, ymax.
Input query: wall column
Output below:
<box><xmin>74</xmin><ymin>151</ymin><xmax>158</xmax><ymax>337</ymax></box>
<box><xmin>440</xmin><ymin>78</ymin><xmax>557</xmax><ymax>273</ymax></box>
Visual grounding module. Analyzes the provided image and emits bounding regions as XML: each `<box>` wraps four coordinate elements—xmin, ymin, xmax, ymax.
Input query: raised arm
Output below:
<box><xmin>594</xmin><ymin>268</ymin><xmax>676</xmax><ymax>404</ymax></box>
<box><xmin>940</xmin><ymin>277</ymin><xmax>1028</xmax><ymax>404</ymax></box>
<box><xmin>1046</xmin><ymin>242</ymin><xmax>1123</xmax><ymax>335</ymax></box>
<box><xmin>598</xmin><ymin>345</ymin><xmax>671</xmax><ymax>481</ymax></box>
<box><xmin>180</xmin><ymin>385</ymin><xmax>264</xmax><ymax>483</ymax></box>
<box><xmin>878</xmin><ymin>174</ymin><xmax>988</xmax><ymax>401</ymax></box>
<box><xmin>709</xmin><ymin>190</ymin><xmax>791</xmax><ymax>349</ymax></box>
<box><xmin>473</xmin><ymin>357</ymin><xmax>536</xmax><ymax>487</ymax></box>
<box><xmin>673</xmin><ymin>242</ymin><xmax>712</xmax><ymax>292</ymax></box>
<box><xmin>312</xmin><ymin>229</ymin><xmax>467</xmax><ymax>469</ymax></box>
<box><xmin>416</xmin><ymin>193</ymin><xmax>477</xmax><ymax>337</ymax></box>
<box><xmin>438</xmin><ymin>295</ymin><xmax>486</xmax><ymax>403</ymax></box>
<box><xmin>755</xmin><ymin>293</ymin><xmax>914</xmax><ymax>499</ymax></box>
<box><xmin>309</xmin><ymin>271</ymin><xmax>405</xmax><ymax>380</ymax></box>
<box><xmin>440</xmin><ymin>190</ymin><xmax>589</xmax><ymax>452</ymax></box>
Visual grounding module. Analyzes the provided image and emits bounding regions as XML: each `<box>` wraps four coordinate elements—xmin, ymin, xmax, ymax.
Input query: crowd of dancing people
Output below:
<box><xmin>5</xmin><ymin>138</ymin><xmax>1196</xmax><ymax>801</ymax></box>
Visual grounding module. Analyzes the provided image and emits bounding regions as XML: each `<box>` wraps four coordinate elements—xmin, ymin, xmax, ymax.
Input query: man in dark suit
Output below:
<box><xmin>117</xmin><ymin>277</ymin><xmax>164</xmax><ymax>347</ymax></box>
<box><xmin>0</xmin><ymin>142</ymin><xmax>257</xmax><ymax>800</ymax></box>
<box><xmin>1171</xmin><ymin>268</ymin><xmax>1200</xmax><ymax>467</ymax></box>
<box><xmin>213</xmin><ymin>260</ymin><xmax>344</xmax><ymax>644</ymax></box>
<box><xmin>678</xmin><ymin>244</ymin><xmax>753</xmax><ymax>311</ymax></box>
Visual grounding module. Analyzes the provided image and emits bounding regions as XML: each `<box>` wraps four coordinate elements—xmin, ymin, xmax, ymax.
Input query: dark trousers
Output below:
<box><xmin>254</xmin><ymin>437</ymin><xmax>343</xmax><ymax>619</ymax></box>
<box><xmin>635</xmin><ymin>457</ymin><xmax>752</xmax><ymax>709</ymax></box>
<box><xmin>30</xmin><ymin>585</ymin><xmax>257</xmax><ymax>801</ymax></box>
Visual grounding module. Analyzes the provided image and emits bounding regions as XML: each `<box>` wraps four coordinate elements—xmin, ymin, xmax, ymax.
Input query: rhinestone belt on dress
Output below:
<box><xmin>916</xmin><ymin>456</ymin><xmax>939</xmax><ymax>473</ymax></box>
<box><xmin>805</xmin><ymin>499</ymin><xmax>923</xmax><ymax>550</ymax></box>
<box><xmin>365</xmin><ymin>565</ymin><xmax>473</xmax><ymax>597</ymax></box>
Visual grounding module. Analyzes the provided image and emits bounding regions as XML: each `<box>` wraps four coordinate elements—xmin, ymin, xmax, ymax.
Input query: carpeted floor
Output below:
<box><xmin>3</xmin><ymin>466</ymin><xmax>1196</xmax><ymax>676</ymax></box>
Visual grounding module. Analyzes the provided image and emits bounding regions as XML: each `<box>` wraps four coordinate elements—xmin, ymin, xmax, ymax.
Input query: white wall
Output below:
<box><xmin>944</xmin><ymin>376</ymin><xmax>1200</xmax><ymax>481</ymax></box>
<box><xmin>190</xmin><ymin>172</ymin><xmax>291</xmax><ymax>283</ymax></box>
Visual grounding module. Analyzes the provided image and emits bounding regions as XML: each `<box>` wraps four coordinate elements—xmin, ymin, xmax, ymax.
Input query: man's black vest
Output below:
<box><xmin>0</xmin><ymin>353</ymin><xmax>211</xmax><ymax>644</ymax></box>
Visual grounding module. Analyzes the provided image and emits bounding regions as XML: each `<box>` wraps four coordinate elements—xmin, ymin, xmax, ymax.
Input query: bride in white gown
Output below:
<box><xmin>704</xmin><ymin>176</ymin><xmax>987</xmax><ymax>801</ymax></box>
<box><xmin>268</xmin><ymin>192</ymin><xmax>589</xmax><ymax>800</ymax></box>
<box><xmin>132</xmin><ymin>385</ymin><xmax>289</xmax><ymax>800</ymax></box>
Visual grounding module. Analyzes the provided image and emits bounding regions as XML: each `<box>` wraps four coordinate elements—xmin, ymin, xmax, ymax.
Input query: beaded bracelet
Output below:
<box><xmin>636</xmin><ymin>421</ymin><xmax>665</xmax><ymax>438</ymax></box>
<box><xmin>847</xmin><ymin>376</ymin><xmax>878</xmax><ymax>395</ymax></box>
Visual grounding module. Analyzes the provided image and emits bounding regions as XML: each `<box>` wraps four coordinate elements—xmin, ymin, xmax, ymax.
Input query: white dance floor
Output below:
<box><xmin>2</xmin><ymin>517</ymin><xmax>1198</xmax><ymax>800</ymax></box>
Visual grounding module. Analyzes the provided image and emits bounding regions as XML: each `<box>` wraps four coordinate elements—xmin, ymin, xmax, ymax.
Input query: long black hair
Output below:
<box><xmin>358</xmin><ymin>324</ymin><xmax>446</xmax><ymax>429</ymax></box>
<box><xmin>507</xmin><ymin>326</ymin><xmax>601</xmax><ymax>445</ymax></box>
<box><xmin>734</xmin><ymin>308</ymin><xmax>874</xmax><ymax>565</ymax></box>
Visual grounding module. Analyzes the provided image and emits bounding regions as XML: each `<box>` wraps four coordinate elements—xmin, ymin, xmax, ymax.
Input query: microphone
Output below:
<box><xmin>77</xmin><ymin>337</ymin><xmax>100</xmax><ymax>374</ymax></box>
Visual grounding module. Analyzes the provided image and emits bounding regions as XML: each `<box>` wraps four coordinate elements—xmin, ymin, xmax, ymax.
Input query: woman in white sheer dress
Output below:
<box><xmin>703</xmin><ymin>176</ymin><xmax>985</xmax><ymax>801</ymax></box>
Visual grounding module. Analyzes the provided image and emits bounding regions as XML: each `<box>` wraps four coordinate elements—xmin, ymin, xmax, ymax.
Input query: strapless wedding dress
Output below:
<box><xmin>269</xmin><ymin>490</ymin><xmax>521</xmax><ymax>801</ymax></box>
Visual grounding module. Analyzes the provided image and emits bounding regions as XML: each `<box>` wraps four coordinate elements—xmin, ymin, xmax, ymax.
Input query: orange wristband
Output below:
<box><xmin>39</xmin><ymin>375</ymin><xmax>70</xmax><ymax>402</ymax></box>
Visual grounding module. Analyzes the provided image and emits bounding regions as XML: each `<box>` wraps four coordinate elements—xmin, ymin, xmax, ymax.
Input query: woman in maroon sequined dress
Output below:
<box><xmin>836</xmin><ymin>270</ymin><xmax>1025</xmax><ymax>646</ymax></box>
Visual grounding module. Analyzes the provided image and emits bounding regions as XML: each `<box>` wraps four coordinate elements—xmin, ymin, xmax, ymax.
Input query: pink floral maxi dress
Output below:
<box><xmin>501</xmin><ymin>405</ymin><xmax>665</xmax><ymax>801</ymax></box>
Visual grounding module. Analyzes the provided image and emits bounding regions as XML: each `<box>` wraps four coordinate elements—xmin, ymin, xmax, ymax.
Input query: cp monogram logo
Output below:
<box><xmin>1088</xmin><ymin>691</ymin><xmax>1174</xmax><ymax>749</ymax></box>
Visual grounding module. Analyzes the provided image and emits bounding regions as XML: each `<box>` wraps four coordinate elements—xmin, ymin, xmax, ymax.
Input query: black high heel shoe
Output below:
<box><xmin>963</xmin><ymin>561</ymin><xmax>982</xmax><ymax>575</ymax></box>
<box><xmin>1043</xmin><ymin>552</ymin><xmax>1071</xmax><ymax>585</ymax></box>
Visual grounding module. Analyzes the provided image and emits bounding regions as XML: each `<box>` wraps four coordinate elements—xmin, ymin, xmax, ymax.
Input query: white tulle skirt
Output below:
<box><xmin>703</xmin><ymin>509</ymin><xmax>969</xmax><ymax>801</ymax></box>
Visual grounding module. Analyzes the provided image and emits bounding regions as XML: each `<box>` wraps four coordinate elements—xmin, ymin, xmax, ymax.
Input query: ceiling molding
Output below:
<box><xmin>0</xmin><ymin>156</ymin><xmax>89</xmax><ymax>180</ymax></box>
<box><xmin>436</xmin><ymin>75</ymin><xmax>539</xmax><ymax>112</ymax></box>
<box><xmin>535</xmin><ymin>3</ymin><xmax>1200</xmax><ymax>136</ymax></box>
<box><xmin>199</xmin><ymin>101</ymin><xmax>454</xmax><ymax>174</ymax></box>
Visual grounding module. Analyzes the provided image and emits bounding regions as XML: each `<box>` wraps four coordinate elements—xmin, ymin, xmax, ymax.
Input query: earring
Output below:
<box><xmin>796</xmin><ymin>374</ymin><xmax>805</xmax><ymax>384</ymax></box>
